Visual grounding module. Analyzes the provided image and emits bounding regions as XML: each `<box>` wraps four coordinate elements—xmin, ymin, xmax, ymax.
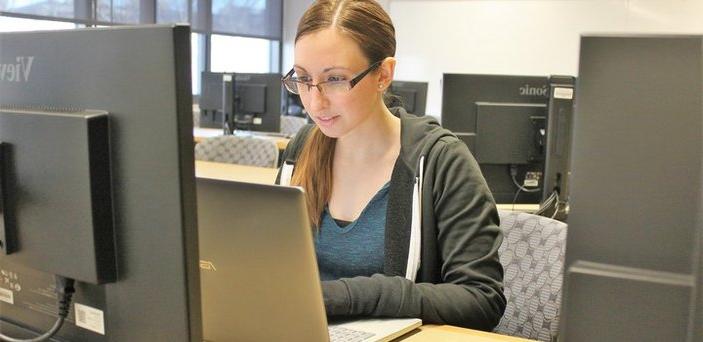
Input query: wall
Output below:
<box><xmin>282</xmin><ymin>0</ymin><xmax>311</xmax><ymax>71</ymax></box>
<box><xmin>388</xmin><ymin>0</ymin><xmax>703</xmax><ymax>120</ymax></box>
<box><xmin>282</xmin><ymin>1</ymin><xmax>703</xmax><ymax>121</ymax></box>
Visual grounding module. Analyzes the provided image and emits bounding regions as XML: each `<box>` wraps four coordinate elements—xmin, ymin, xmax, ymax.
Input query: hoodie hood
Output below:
<box><xmin>390</xmin><ymin>106</ymin><xmax>457</xmax><ymax>174</ymax></box>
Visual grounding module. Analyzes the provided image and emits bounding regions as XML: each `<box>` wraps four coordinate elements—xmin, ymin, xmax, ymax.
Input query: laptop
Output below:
<box><xmin>196</xmin><ymin>178</ymin><xmax>422</xmax><ymax>341</ymax></box>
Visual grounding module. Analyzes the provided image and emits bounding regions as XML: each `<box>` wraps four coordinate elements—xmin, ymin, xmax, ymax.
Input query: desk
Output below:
<box><xmin>193</xmin><ymin>127</ymin><xmax>289</xmax><ymax>150</ymax></box>
<box><xmin>193</xmin><ymin>127</ymin><xmax>223</xmax><ymax>142</ymax></box>
<box><xmin>195</xmin><ymin>161</ymin><xmax>545</xmax><ymax>214</ymax></box>
<box><xmin>398</xmin><ymin>325</ymin><xmax>536</xmax><ymax>341</ymax></box>
<box><xmin>195</xmin><ymin>160</ymin><xmax>278</xmax><ymax>184</ymax></box>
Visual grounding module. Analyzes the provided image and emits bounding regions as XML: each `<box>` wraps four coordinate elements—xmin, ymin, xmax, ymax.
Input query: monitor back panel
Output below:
<box><xmin>441</xmin><ymin>74</ymin><xmax>550</xmax><ymax>203</ymax></box>
<box><xmin>561</xmin><ymin>35</ymin><xmax>703</xmax><ymax>342</ymax></box>
<box><xmin>0</xmin><ymin>109</ymin><xmax>115</xmax><ymax>284</ymax></box>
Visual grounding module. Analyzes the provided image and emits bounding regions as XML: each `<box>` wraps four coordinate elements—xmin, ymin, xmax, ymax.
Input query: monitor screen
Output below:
<box><xmin>0</xmin><ymin>25</ymin><xmax>201</xmax><ymax>341</ymax></box>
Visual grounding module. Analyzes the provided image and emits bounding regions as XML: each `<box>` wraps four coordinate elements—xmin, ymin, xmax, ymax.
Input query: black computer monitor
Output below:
<box><xmin>441</xmin><ymin>74</ymin><xmax>550</xmax><ymax>204</ymax></box>
<box><xmin>0</xmin><ymin>25</ymin><xmax>201</xmax><ymax>341</ymax></box>
<box><xmin>199</xmin><ymin>71</ymin><xmax>227</xmax><ymax>129</ymax></box>
<box><xmin>223</xmin><ymin>73</ymin><xmax>282</xmax><ymax>134</ymax></box>
<box><xmin>284</xmin><ymin>92</ymin><xmax>306</xmax><ymax>118</ymax></box>
<box><xmin>542</xmin><ymin>75</ymin><xmax>575</xmax><ymax>213</ymax></box>
<box><xmin>561</xmin><ymin>34</ymin><xmax>702</xmax><ymax>342</ymax></box>
<box><xmin>441</xmin><ymin>74</ymin><xmax>575</xmax><ymax>207</ymax></box>
<box><xmin>389</xmin><ymin>81</ymin><xmax>428</xmax><ymax>116</ymax></box>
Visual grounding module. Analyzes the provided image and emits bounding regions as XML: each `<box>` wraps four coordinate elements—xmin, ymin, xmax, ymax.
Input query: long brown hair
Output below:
<box><xmin>291</xmin><ymin>0</ymin><xmax>396</xmax><ymax>228</ymax></box>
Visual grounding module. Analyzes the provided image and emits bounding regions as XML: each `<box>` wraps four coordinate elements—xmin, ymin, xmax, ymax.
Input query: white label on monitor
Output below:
<box><xmin>253</xmin><ymin>117</ymin><xmax>263</xmax><ymax>125</ymax></box>
<box><xmin>0</xmin><ymin>287</ymin><xmax>13</xmax><ymax>304</ymax></box>
<box><xmin>524</xmin><ymin>179</ymin><xmax>539</xmax><ymax>187</ymax></box>
<box><xmin>75</xmin><ymin>303</ymin><xmax>106</xmax><ymax>335</ymax></box>
<box><xmin>223</xmin><ymin>74</ymin><xmax>232</xmax><ymax>82</ymax></box>
<box><xmin>553</xmin><ymin>87</ymin><xmax>574</xmax><ymax>99</ymax></box>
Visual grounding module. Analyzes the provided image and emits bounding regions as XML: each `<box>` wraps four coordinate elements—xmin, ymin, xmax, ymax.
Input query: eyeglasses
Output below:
<box><xmin>281</xmin><ymin>60</ymin><xmax>382</xmax><ymax>96</ymax></box>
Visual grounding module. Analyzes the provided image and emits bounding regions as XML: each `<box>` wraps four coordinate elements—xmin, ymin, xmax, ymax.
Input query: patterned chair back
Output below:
<box><xmin>280</xmin><ymin>115</ymin><xmax>308</xmax><ymax>137</ymax></box>
<box><xmin>194</xmin><ymin>135</ymin><xmax>279</xmax><ymax>168</ymax></box>
<box><xmin>494</xmin><ymin>210</ymin><xmax>568</xmax><ymax>342</ymax></box>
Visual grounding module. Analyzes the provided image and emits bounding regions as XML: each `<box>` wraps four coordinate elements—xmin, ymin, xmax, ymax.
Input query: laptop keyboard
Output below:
<box><xmin>328</xmin><ymin>326</ymin><xmax>375</xmax><ymax>342</ymax></box>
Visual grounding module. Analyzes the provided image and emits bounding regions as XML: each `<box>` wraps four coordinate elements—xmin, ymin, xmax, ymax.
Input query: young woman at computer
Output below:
<box><xmin>277</xmin><ymin>0</ymin><xmax>505</xmax><ymax>330</ymax></box>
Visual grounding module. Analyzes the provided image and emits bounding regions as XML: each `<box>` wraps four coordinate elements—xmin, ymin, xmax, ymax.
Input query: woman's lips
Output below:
<box><xmin>316</xmin><ymin>115</ymin><xmax>339</xmax><ymax>126</ymax></box>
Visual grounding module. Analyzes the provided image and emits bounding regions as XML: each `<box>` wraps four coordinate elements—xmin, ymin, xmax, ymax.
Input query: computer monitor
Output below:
<box><xmin>0</xmin><ymin>25</ymin><xmax>201</xmax><ymax>341</ymax></box>
<box><xmin>389</xmin><ymin>81</ymin><xmax>428</xmax><ymax>116</ymax></box>
<box><xmin>222</xmin><ymin>73</ymin><xmax>282</xmax><ymax>134</ymax></box>
<box><xmin>284</xmin><ymin>92</ymin><xmax>307</xmax><ymax>118</ymax></box>
<box><xmin>560</xmin><ymin>35</ymin><xmax>702</xmax><ymax>342</ymax></box>
<box><xmin>441</xmin><ymin>74</ymin><xmax>575</xmax><ymax>207</ymax></box>
<box><xmin>542</xmin><ymin>76</ymin><xmax>575</xmax><ymax>213</ymax></box>
<box><xmin>199</xmin><ymin>71</ymin><xmax>227</xmax><ymax>129</ymax></box>
<box><xmin>441</xmin><ymin>74</ymin><xmax>550</xmax><ymax>204</ymax></box>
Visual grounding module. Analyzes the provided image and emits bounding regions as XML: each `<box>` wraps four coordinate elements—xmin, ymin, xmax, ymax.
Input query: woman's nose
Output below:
<box><xmin>306</xmin><ymin>85</ymin><xmax>328</xmax><ymax>111</ymax></box>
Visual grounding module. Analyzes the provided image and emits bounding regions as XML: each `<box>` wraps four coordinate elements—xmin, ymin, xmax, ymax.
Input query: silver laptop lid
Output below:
<box><xmin>197</xmin><ymin>178</ymin><xmax>329</xmax><ymax>341</ymax></box>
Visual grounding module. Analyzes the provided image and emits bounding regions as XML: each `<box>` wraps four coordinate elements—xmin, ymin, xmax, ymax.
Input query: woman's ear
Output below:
<box><xmin>377</xmin><ymin>57</ymin><xmax>396</xmax><ymax>92</ymax></box>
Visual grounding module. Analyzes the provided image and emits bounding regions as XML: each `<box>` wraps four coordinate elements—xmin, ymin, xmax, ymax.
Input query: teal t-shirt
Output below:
<box><xmin>315</xmin><ymin>182</ymin><xmax>389</xmax><ymax>281</ymax></box>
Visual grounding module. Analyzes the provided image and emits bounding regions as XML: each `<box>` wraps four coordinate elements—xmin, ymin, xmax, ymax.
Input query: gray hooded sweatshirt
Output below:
<box><xmin>276</xmin><ymin>107</ymin><xmax>505</xmax><ymax>331</ymax></box>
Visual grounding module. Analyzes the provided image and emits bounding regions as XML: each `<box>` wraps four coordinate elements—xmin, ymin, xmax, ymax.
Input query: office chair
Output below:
<box><xmin>494</xmin><ymin>210</ymin><xmax>568</xmax><ymax>342</ymax></box>
<box><xmin>279</xmin><ymin>115</ymin><xmax>308</xmax><ymax>137</ymax></box>
<box><xmin>195</xmin><ymin>135</ymin><xmax>279</xmax><ymax>168</ymax></box>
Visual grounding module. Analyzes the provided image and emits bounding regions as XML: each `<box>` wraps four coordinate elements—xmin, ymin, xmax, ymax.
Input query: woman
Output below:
<box><xmin>277</xmin><ymin>0</ymin><xmax>505</xmax><ymax>330</ymax></box>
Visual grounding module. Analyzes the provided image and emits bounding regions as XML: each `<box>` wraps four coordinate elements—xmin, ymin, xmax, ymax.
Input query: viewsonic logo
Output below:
<box><xmin>519</xmin><ymin>84</ymin><xmax>547</xmax><ymax>97</ymax></box>
<box><xmin>0</xmin><ymin>56</ymin><xmax>34</xmax><ymax>82</ymax></box>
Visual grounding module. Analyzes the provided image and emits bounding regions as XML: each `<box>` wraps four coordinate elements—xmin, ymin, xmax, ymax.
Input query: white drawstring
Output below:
<box><xmin>405</xmin><ymin>156</ymin><xmax>424</xmax><ymax>281</ymax></box>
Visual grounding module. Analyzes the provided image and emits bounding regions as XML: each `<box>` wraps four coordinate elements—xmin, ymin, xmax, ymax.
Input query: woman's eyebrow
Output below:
<box><xmin>293</xmin><ymin>65</ymin><xmax>351</xmax><ymax>73</ymax></box>
<box><xmin>323</xmin><ymin>66</ymin><xmax>351</xmax><ymax>72</ymax></box>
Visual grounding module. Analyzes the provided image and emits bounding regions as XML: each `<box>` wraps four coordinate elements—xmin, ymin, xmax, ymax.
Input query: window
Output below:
<box><xmin>0</xmin><ymin>16</ymin><xmax>78</xmax><ymax>32</ymax></box>
<box><xmin>0</xmin><ymin>0</ymin><xmax>77</xmax><ymax>20</ymax></box>
<box><xmin>192</xmin><ymin>33</ymin><xmax>205</xmax><ymax>95</ymax></box>
<box><xmin>211</xmin><ymin>0</ymin><xmax>281</xmax><ymax>40</ymax></box>
<box><xmin>210</xmin><ymin>34</ymin><xmax>272</xmax><ymax>73</ymax></box>
<box><xmin>96</xmin><ymin>0</ymin><xmax>140</xmax><ymax>24</ymax></box>
<box><xmin>157</xmin><ymin>0</ymin><xmax>188</xmax><ymax>24</ymax></box>
<box><xmin>190</xmin><ymin>0</ymin><xmax>205</xmax><ymax>31</ymax></box>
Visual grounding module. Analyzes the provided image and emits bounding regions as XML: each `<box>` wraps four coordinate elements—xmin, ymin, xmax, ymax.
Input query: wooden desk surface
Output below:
<box><xmin>193</xmin><ymin>127</ymin><xmax>223</xmax><ymax>141</ymax></box>
<box><xmin>398</xmin><ymin>325</ymin><xmax>536</xmax><ymax>341</ymax></box>
<box><xmin>193</xmin><ymin>127</ymin><xmax>289</xmax><ymax>150</ymax></box>
<box><xmin>195</xmin><ymin>160</ymin><xmax>542</xmax><ymax>215</ymax></box>
<box><xmin>195</xmin><ymin>160</ymin><xmax>278</xmax><ymax>184</ymax></box>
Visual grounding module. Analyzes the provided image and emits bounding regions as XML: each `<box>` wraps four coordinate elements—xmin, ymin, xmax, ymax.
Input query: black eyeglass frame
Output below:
<box><xmin>281</xmin><ymin>60</ymin><xmax>383</xmax><ymax>95</ymax></box>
